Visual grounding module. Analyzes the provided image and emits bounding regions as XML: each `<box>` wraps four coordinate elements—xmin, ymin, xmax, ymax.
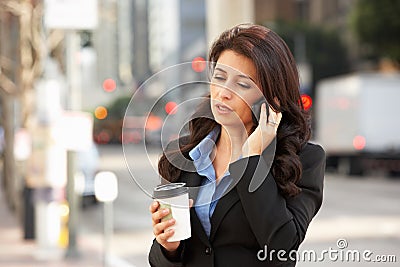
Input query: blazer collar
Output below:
<box><xmin>181</xmin><ymin>170</ymin><xmax>210</xmax><ymax>245</ymax></box>
<box><xmin>209</xmin><ymin>187</ymin><xmax>239</xmax><ymax>241</ymax></box>
<box><xmin>181</xmin><ymin>168</ymin><xmax>240</xmax><ymax>244</ymax></box>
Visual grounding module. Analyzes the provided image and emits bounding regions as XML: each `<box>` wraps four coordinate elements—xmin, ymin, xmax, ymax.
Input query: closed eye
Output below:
<box><xmin>212</xmin><ymin>75</ymin><xmax>226</xmax><ymax>81</ymax></box>
<box><xmin>237</xmin><ymin>82</ymin><xmax>251</xmax><ymax>89</ymax></box>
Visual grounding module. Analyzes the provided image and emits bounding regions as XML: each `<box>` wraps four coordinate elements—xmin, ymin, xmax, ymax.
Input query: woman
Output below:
<box><xmin>148</xmin><ymin>24</ymin><xmax>325</xmax><ymax>266</ymax></box>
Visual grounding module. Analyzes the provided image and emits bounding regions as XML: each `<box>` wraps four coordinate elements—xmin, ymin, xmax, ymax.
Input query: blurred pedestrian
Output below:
<box><xmin>149</xmin><ymin>24</ymin><xmax>326</xmax><ymax>266</ymax></box>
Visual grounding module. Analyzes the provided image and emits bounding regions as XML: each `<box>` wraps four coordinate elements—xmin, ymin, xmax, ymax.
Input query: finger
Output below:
<box><xmin>276</xmin><ymin>111</ymin><xmax>282</xmax><ymax>123</ymax></box>
<box><xmin>153</xmin><ymin>218</ymin><xmax>176</xmax><ymax>236</ymax></box>
<box><xmin>149</xmin><ymin>201</ymin><xmax>159</xmax><ymax>213</ymax></box>
<box><xmin>266</xmin><ymin>106</ymin><xmax>275</xmax><ymax>126</ymax></box>
<box><xmin>156</xmin><ymin>228</ymin><xmax>175</xmax><ymax>244</ymax></box>
<box><xmin>272</xmin><ymin>110</ymin><xmax>282</xmax><ymax>125</ymax></box>
<box><xmin>189</xmin><ymin>199</ymin><xmax>194</xmax><ymax>208</ymax></box>
<box><xmin>268</xmin><ymin>104</ymin><xmax>283</xmax><ymax>122</ymax></box>
<box><xmin>268</xmin><ymin>105</ymin><xmax>276</xmax><ymax>119</ymax></box>
<box><xmin>259</xmin><ymin>103</ymin><xmax>267</xmax><ymax>125</ymax></box>
<box><xmin>152</xmin><ymin>207</ymin><xmax>169</xmax><ymax>222</ymax></box>
<box><xmin>151</xmin><ymin>207</ymin><xmax>170</xmax><ymax>225</ymax></box>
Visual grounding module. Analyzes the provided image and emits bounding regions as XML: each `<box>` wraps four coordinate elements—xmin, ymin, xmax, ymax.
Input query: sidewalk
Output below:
<box><xmin>0</xmin><ymin>188</ymin><xmax>103</xmax><ymax>267</ymax></box>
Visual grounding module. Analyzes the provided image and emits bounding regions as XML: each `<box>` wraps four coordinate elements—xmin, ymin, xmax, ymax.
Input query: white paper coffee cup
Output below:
<box><xmin>153</xmin><ymin>183</ymin><xmax>191</xmax><ymax>242</ymax></box>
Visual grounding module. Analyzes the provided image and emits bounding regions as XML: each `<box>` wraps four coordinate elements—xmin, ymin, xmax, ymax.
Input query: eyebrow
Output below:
<box><xmin>214</xmin><ymin>67</ymin><xmax>256</xmax><ymax>84</ymax></box>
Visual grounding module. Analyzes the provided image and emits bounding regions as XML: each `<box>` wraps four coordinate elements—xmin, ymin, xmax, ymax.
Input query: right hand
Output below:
<box><xmin>242</xmin><ymin>103</ymin><xmax>282</xmax><ymax>157</ymax></box>
<box><xmin>150</xmin><ymin>200</ymin><xmax>180</xmax><ymax>252</ymax></box>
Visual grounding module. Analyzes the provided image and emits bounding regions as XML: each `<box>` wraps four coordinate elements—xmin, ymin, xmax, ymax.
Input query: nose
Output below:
<box><xmin>217</xmin><ymin>85</ymin><xmax>233</xmax><ymax>100</ymax></box>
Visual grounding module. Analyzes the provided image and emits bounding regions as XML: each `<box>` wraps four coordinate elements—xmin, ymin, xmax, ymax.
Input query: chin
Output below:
<box><xmin>214</xmin><ymin>116</ymin><xmax>247</xmax><ymax>130</ymax></box>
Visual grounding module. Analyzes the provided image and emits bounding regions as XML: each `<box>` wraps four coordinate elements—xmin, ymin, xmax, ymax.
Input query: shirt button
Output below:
<box><xmin>205</xmin><ymin>247</ymin><xmax>212</xmax><ymax>255</ymax></box>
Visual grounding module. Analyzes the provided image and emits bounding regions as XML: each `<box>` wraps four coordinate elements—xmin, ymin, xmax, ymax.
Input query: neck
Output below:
<box><xmin>216</xmin><ymin>126</ymin><xmax>249</xmax><ymax>162</ymax></box>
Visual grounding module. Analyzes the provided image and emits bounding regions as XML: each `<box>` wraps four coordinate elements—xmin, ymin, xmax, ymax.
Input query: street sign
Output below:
<box><xmin>44</xmin><ymin>0</ymin><xmax>98</xmax><ymax>30</ymax></box>
<box><xmin>95</xmin><ymin>172</ymin><xmax>118</xmax><ymax>202</ymax></box>
<box><xmin>14</xmin><ymin>128</ymin><xmax>32</xmax><ymax>161</ymax></box>
<box><xmin>56</xmin><ymin>111</ymin><xmax>94</xmax><ymax>151</ymax></box>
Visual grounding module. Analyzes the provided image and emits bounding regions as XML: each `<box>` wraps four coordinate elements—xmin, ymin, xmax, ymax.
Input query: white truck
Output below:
<box><xmin>314</xmin><ymin>72</ymin><xmax>400</xmax><ymax>176</ymax></box>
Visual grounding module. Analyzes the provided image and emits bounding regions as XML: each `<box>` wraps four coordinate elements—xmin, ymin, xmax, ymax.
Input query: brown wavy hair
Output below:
<box><xmin>158</xmin><ymin>24</ymin><xmax>311</xmax><ymax>198</ymax></box>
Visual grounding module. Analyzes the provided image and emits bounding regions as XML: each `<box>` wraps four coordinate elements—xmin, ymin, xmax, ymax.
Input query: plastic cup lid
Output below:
<box><xmin>153</xmin><ymin>182</ymin><xmax>188</xmax><ymax>199</ymax></box>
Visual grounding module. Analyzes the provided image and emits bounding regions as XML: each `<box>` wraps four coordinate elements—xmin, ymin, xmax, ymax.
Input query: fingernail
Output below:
<box><xmin>163</xmin><ymin>209</ymin><xmax>169</xmax><ymax>214</ymax></box>
<box><xmin>169</xmin><ymin>218</ymin><xmax>175</xmax><ymax>224</ymax></box>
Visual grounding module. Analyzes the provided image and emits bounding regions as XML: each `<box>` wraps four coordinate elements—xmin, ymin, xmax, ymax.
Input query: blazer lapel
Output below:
<box><xmin>190</xmin><ymin>208</ymin><xmax>210</xmax><ymax>245</ymax></box>
<box><xmin>180</xmin><ymin>169</ymin><xmax>202</xmax><ymax>200</ymax></box>
<box><xmin>209</xmin><ymin>186</ymin><xmax>240</xmax><ymax>242</ymax></box>
<box><xmin>180</xmin><ymin>170</ymin><xmax>210</xmax><ymax>245</ymax></box>
<box><xmin>179</xmin><ymin>160</ymin><xmax>240</xmax><ymax>245</ymax></box>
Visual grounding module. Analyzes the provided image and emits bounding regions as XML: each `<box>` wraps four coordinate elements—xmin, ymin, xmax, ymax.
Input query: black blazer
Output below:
<box><xmin>149</xmin><ymin>141</ymin><xmax>326</xmax><ymax>267</ymax></box>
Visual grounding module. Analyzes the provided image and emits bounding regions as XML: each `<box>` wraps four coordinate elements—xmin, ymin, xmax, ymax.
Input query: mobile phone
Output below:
<box><xmin>251</xmin><ymin>98</ymin><xmax>268</xmax><ymax>125</ymax></box>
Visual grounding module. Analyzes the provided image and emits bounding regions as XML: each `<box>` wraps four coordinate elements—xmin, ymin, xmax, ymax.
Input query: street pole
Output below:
<box><xmin>94</xmin><ymin>171</ymin><xmax>118</xmax><ymax>267</ymax></box>
<box><xmin>103</xmin><ymin>201</ymin><xmax>113</xmax><ymax>267</ymax></box>
<box><xmin>65</xmin><ymin>30</ymin><xmax>81</xmax><ymax>259</ymax></box>
<box><xmin>66</xmin><ymin>30</ymin><xmax>82</xmax><ymax>111</ymax></box>
<box><xmin>42</xmin><ymin>0</ymin><xmax>98</xmax><ymax>259</ymax></box>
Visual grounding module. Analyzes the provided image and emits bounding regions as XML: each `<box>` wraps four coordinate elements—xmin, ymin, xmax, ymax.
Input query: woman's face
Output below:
<box><xmin>210</xmin><ymin>50</ymin><xmax>263</xmax><ymax>132</ymax></box>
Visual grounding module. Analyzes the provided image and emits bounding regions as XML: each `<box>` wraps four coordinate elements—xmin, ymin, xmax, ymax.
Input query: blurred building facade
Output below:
<box><xmin>255</xmin><ymin>0</ymin><xmax>358</xmax><ymax>61</ymax></box>
<box><xmin>85</xmin><ymin>0</ymin><xmax>360</xmax><ymax>112</ymax></box>
<box><xmin>86</xmin><ymin>0</ymin><xmax>207</xmax><ymax>110</ymax></box>
<box><xmin>255</xmin><ymin>0</ymin><xmax>356</xmax><ymax>26</ymax></box>
<box><xmin>148</xmin><ymin>0</ymin><xmax>206</xmax><ymax>73</ymax></box>
<box><xmin>131</xmin><ymin>0</ymin><xmax>150</xmax><ymax>85</ymax></box>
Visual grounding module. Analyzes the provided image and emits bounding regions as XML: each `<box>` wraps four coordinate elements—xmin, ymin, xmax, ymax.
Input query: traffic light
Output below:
<box><xmin>353</xmin><ymin>135</ymin><xmax>366</xmax><ymax>150</ymax></box>
<box><xmin>102</xmin><ymin>78</ymin><xmax>116</xmax><ymax>92</ymax></box>
<box><xmin>301</xmin><ymin>94</ymin><xmax>312</xmax><ymax>110</ymax></box>
<box><xmin>94</xmin><ymin>106</ymin><xmax>108</xmax><ymax>120</ymax></box>
<box><xmin>165</xmin><ymin>101</ymin><xmax>178</xmax><ymax>115</ymax></box>
<box><xmin>191</xmin><ymin>56</ymin><xmax>206</xmax><ymax>73</ymax></box>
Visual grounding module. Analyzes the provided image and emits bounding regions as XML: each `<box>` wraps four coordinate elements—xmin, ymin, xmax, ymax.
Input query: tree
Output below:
<box><xmin>350</xmin><ymin>0</ymin><xmax>400</xmax><ymax>63</ymax></box>
<box><xmin>107</xmin><ymin>96</ymin><xmax>132</xmax><ymax>119</ymax></box>
<box><xmin>271</xmin><ymin>21</ymin><xmax>350</xmax><ymax>96</ymax></box>
<box><xmin>0</xmin><ymin>0</ymin><xmax>44</xmax><ymax>210</ymax></box>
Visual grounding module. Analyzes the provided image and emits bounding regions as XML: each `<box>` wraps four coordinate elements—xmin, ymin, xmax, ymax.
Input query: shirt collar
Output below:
<box><xmin>189</xmin><ymin>127</ymin><xmax>220</xmax><ymax>171</ymax></box>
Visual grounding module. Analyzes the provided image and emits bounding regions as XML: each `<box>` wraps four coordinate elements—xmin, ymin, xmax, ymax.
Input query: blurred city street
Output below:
<box><xmin>1</xmin><ymin>0</ymin><xmax>400</xmax><ymax>266</ymax></box>
<box><xmin>1</xmin><ymin>144</ymin><xmax>399</xmax><ymax>266</ymax></box>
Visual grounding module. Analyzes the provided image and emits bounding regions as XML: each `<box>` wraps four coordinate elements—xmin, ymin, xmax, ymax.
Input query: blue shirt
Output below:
<box><xmin>189</xmin><ymin>127</ymin><xmax>232</xmax><ymax>237</ymax></box>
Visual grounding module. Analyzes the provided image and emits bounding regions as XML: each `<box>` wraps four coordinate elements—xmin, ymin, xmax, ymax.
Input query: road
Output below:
<box><xmin>79</xmin><ymin>144</ymin><xmax>400</xmax><ymax>267</ymax></box>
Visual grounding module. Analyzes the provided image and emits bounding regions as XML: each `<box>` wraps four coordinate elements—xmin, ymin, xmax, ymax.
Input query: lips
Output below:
<box><xmin>215</xmin><ymin>103</ymin><xmax>233</xmax><ymax>114</ymax></box>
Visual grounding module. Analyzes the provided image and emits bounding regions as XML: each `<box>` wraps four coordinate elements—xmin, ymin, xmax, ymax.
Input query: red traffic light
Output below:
<box><xmin>165</xmin><ymin>101</ymin><xmax>178</xmax><ymax>115</ymax></box>
<box><xmin>301</xmin><ymin>94</ymin><xmax>312</xmax><ymax>110</ymax></box>
<box><xmin>191</xmin><ymin>57</ymin><xmax>206</xmax><ymax>73</ymax></box>
<box><xmin>353</xmin><ymin>135</ymin><xmax>366</xmax><ymax>150</ymax></box>
<box><xmin>102</xmin><ymin>78</ymin><xmax>116</xmax><ymax>92</ymax></box>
